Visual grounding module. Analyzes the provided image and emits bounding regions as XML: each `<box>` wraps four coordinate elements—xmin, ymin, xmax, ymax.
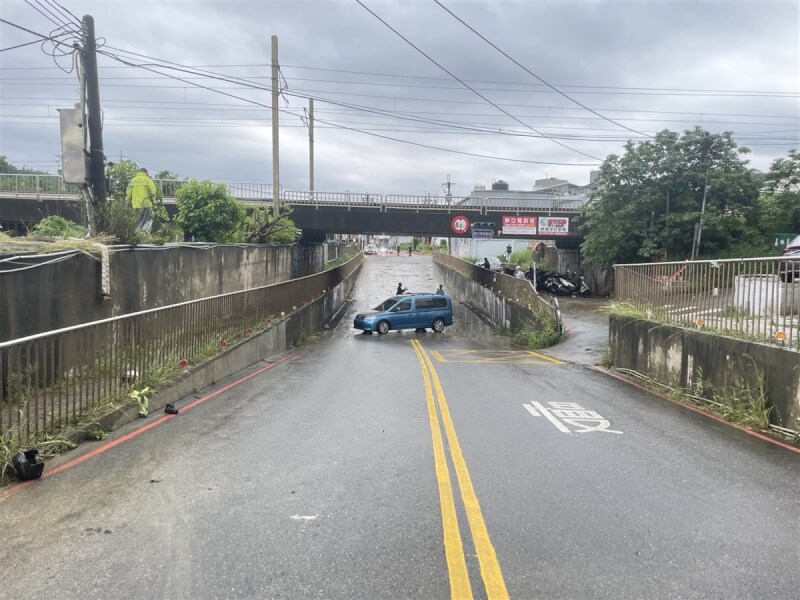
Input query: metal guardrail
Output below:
<box><xmin>0</xmin><ymin>173</ymin><xmax>586</xmax><ymax>215</ymax></box>
<box><xmin>0</xmin><ymin>174</ymin><xmax>84</xmax><ymax>200</ymax></box>
<box><xmin>0</xmin><ymin>254</ymin><xmax>362</xmax><ymax>444</ymax></box>
<box><xmin>614</xmin><ymin>257</ymin><xmax>800</xmax><ymax>351</ymax></box>
<box><xmin>433</xmin><ymin>252</ymin><xmax>563</xmax><ymax>333</ymax></box>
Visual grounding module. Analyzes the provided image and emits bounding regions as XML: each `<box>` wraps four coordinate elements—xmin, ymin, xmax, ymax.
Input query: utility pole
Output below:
<box><xmin>664</xmin><ymin>187</ymin><xmax>670</xmax><ymax>260</ymax></box>
<box><xmin>271</xmin><ymin>35</ymin><xmax>280</xmax><ymax>210</ymax></box>
<box><xmin>444</xmin><ymin>174</ymin><xmax>455</xmax><ymax>254</ymax></box>
<box><xmin>691</xmin><ymin>166</ymin><xmax>710</xmax><ymax>261</ymax></box>
<box><xmin>82</xmin><ymin>14</ymin><xmax>107</xmax><ymax>232</ymax></box>
<box><xmin>308</xmin><ymin>98</ymin><xmax>314</xmax><ymax>199</ymax></box>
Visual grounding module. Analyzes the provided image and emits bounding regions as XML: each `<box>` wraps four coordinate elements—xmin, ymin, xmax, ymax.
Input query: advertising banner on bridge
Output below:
<box><xmin>502</xmin><ymin>216</ymin><xmax>537</xmax><ymax>236</ymax></box>
<box><xmin>538</xmin><ymin>216</ymin><xmax>570</xmax><ymax>236</ymax></box>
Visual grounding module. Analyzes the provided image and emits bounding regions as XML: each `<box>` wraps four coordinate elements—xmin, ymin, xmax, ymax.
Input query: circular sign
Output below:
<box><xmin>451</xmin><ymin>215</ymin><xmax>470</xmax><ymax>235</ymax></box>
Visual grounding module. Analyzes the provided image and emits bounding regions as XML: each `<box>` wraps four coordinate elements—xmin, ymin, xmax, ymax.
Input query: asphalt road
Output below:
<box><xmin>1</xmin><ymin>254</ymin><xmax>798</xmax><ymax>600</ymax></box>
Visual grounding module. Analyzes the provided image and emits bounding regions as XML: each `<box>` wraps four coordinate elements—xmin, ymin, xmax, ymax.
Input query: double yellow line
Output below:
<box><xmin>411</xmin><ymin>340</ymin><xmax>509</xmax><ymax>600</ymax></box>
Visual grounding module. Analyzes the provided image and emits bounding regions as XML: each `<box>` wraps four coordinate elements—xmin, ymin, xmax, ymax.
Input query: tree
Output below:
<box><xmin>581</xmin><ymin>127</ymin><xmax>761</xmax><ymax>265</ymax></box>
<box><xmin>155</xmin><ymin>169</ymin><xmax>181</xmax><ymax>180</ymax></box>
<box><xmin>0</xmin><ymin>155</ymin><xmax>50</xmax><ymax>175</ymax></box>
<box><xmin>107</xmin><ymin>160</ymin><xmax>141</xmax><ymax>202</ymax></box>
<box><xmin>237</xmin><ymin>205</ymin><xmax>298</xmax><ymax>244</ymax></box>
<box><xmin>175</xmin><ymin>180</ymin><xmax>244</xmax><ymax>242</ymax></box>
<box><xmin>759</xmin><ymin>149</ymin><xmax>800</xmax><ymax>239</ymax></box>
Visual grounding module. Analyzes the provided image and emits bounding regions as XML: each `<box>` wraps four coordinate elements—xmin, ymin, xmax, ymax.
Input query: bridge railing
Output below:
<box><xmin>614</xmin><ymin>256</ymin><xmax>800</xmax><ymax>351</ymax></box>
<box><xmin>482</xmin><ymin>195</ymin><xmax>586</xmax><ymax>214</ymax></box>
<box><xmin>384</xmin><ymin>195</ymin><xmax>472</xmax><ymax>211</ymax></box>
<box><xmin>156</xmin><ymin>180</ymin><xmax>277</xmax><ymax>202</ymax></box>
<box><xmin>0</xmin><ymin>254</ymin><xmax>363</xmax><ymax>448</ymax></box>
<box><xmin>0</xmin><ymin>174</ymin><xmax>83</xmax><ymax>200</ymax></box>
<box><xmin>280</xmin><ymin>191</ymin><xmax>383</xmax><ymax>208</ymax></box>
<box><xmin>0</xmin><ymin>173</ymin><xmax>587</xmax><ymax>214</ymax></box>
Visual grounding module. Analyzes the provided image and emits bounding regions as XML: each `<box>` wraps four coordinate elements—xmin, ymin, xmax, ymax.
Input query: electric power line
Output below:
<box><xmin>42</xmin><ymin>0</ymin><xmax>82</xmax><ymax>26</ymax></box>
<box><xmin>1</xmin><ymin>57</ymin><xmax>797</xmax><ymax>97</ymax></box>
<box><xmin>354</xmin><ymin>0</ymin><xmax>602</xmax><ymax>160</ymax></box>
<box><xmin>432</xmin><ymin>0</ymin><xmax>653</xmax><ymax>139</ymax></box>
<box><xmin>96</xmin><ymin>49</ymin><xmax>601</xmax><ymax>166</ymax></box>
<box><xmin>25</xmin><ymin>0</ymin><xmax>73</xmax><ymax>30</ymax></box>
<box><xmin>0</xmin><ymin>17</ymin><xmax>77</xmax><ymax>49</ymax></box>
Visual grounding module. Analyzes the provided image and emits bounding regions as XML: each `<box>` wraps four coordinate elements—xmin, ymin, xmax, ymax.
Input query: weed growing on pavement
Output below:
<box><xmin>600</xmin><ymin>346</ymin><xmax>613</xmax><ymax>368</ymax></box>
<box><xmin>87</xmin><ymin>428</ymin><xmax>107</xmax><ymax>441</ymax></box>
<box><xmin>1</xmin><ymin>426</ymin><xmax>76</xmax><ymax>486</ymax></box>
<box><xmin>615</xmin><ymin>364</ymin><xmax>778</xmax><ymax>437</ymax></box>
<box><xmin>712</xmin><ymin>370</ymin><xmax>772</xmax><ymax>431</ymax></box>
<box><xmin>511</xmin><ymin>323</ymin><xmax>563</xmax><ymax>350</ymax></box>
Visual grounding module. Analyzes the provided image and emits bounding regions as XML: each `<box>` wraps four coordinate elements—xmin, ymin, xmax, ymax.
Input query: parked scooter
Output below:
<box><xmin>565</xmin><ymin>270</ymin><xmax>591</xmax><ymax>297</ymax></box>
<box><xmin>535</xmin><ymin>269</ymin><xmax>592</xmax><ymax>297</ymax></box>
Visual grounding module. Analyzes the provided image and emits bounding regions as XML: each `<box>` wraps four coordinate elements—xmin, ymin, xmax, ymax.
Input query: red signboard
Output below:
<box><xmin>502</xmin><ymin>216</ymin><xmax>538</xmax><ymax>235</ymax></box>
<box><xmin>538</xmin><ymin>217</ymin><xmax>570</xmax><ymax>236</ymax></box>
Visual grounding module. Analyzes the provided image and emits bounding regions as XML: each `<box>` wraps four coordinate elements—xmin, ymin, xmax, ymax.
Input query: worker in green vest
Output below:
<box><xmin>126</xmin><ymin>168</ymin><xmax>158</xmax><ymax>233</ymax></box>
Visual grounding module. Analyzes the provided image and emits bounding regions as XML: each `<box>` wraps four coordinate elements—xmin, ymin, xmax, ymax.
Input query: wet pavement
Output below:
<box><xmin>1</xmin><ymin>255</ymin><xmax>797</xmax><ymax>600</ymax></box>
<box><xmin>549</xmin><ymin>297</ymin><xmax>612</xmax><ymax>365</ymax></box>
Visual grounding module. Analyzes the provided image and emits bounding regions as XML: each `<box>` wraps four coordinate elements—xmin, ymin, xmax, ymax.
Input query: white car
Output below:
<box><xmin>365</xmin><ymin>244</ymin><xmax>379</xmax><ymax>255</ymax></box>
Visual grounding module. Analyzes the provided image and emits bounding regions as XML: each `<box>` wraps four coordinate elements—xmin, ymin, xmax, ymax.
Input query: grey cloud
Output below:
<box><xmin>1</xmin><ymin>0</ymin><xmax>797</xmax><ymax>195</ymax></box>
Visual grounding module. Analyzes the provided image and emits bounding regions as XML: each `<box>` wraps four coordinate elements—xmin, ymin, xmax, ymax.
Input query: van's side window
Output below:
<box><xmin>431</xmin><ymin>298</ymin><xmax>448</xmax><ymax>309</ymax></box>
<box><xmin>415</xmin><ymin>298</ymin><xmax>434</xmax><ymax>310</ymax></box>
<box><xmin>393</xmin><ymin>299</ymin><xmax>412</xmax><ymax>312</ymax></box>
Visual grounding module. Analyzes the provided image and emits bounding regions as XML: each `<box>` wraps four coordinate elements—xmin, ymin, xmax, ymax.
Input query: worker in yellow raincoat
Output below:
<box><xmin>126</xmin><ymin>168</ymin><xmax>158</xmax><ymax>233</ymax></box>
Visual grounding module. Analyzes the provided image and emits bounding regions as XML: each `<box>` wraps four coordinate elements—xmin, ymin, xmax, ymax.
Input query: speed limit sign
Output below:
<box><xmin>451</xmin><ymin>215</ymin><xmax>470</xmax><ymax>235</ymax></box>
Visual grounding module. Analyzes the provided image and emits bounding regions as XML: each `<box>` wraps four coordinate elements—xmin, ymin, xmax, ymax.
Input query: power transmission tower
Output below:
<box><xmin>443</xmin><ymin>174</ymin><xmax>455</xmax><ymax>201</ymax></box>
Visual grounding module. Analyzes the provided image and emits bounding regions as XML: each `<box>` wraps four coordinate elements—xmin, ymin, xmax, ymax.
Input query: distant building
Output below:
<box><xmin>450</xmin><ymin>177</ymin><xmax>593</xmax><ymax>260</ymax></box>
<box><xmin>454</xmin><ymin>177</ymin><xmax>591</xmax><ymax>212</ymax></box>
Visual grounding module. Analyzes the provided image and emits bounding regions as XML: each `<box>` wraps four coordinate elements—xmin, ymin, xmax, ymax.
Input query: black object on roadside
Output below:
<box><xmin>165</xmin><ymin>404</ymin><xmax>179</xmax><ymax>415</ymax></box>
<box><xmin>13</xmin><ymin>449</ymin><xmax>44</xmax><ymax>481</ymax></box>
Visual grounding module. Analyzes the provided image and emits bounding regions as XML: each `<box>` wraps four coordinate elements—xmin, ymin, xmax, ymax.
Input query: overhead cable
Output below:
<box><xmin>354</xmin><ymin>0</ymin><xmax>602</xmax><ymax>160</ymax></box>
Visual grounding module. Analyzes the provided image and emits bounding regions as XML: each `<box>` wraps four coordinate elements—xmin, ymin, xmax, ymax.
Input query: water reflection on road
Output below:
<box><xmin>337</xmin><ymin>255</ymin><xmax>611</xmax><ymax>364</ymax></box>
<box><xmin>337</xmin><ymin>254</ymin><xmax>509</xmax><ymax>348</ymax></box>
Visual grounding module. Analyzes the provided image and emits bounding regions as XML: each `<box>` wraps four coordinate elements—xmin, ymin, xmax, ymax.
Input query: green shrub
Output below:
<box><xmin>106</xmin><ymin>198</ymin><xmax>145</xmax><ymax>245</ymax></box>
<box><xmin>176</xmin><ymin>180</ymin><xmax>244</xmax><ymax>242</ymax></box>
<box><xmin>30</xmin><ymin>216</ymin><xmax>84</xmax><ymax>238</ymax></box>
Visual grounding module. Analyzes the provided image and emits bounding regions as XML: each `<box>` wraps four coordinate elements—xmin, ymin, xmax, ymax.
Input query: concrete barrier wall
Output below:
<box><xmin>434</xmin><ymin>253</ymin><xmax>558</xmax><ymax>334</ymax></box>
<box><xmin>97</xmin><ymin>258</ymin><xmax>362</xmax><ymax>436</ymax></box>
<box><xmin>609</xmin><ymin>315</ymin><xmax>800</xmax><ymax>430</ymax></box>
<box><xmin>0</xmin><ymin>243</ymin><xmax>323</xmax><ymax>342</ymax></box>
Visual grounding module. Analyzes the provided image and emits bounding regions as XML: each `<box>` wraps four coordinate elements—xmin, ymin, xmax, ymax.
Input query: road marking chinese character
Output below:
<box><xmin>522</xmin><ymin>401</ymin><xmax>622</xmax><ymax>434</ymax></box>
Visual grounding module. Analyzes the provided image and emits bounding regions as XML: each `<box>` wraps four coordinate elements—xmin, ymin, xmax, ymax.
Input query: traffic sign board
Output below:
<box><xmin>451</xmin><ymin>215</ymin><xmax>470</xmax><ymax>235</ymax></box>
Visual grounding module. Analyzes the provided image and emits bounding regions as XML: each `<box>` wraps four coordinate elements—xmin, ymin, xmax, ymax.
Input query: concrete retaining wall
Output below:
<box><xmin>434</xmin><ymin>253</ymin><xmax>559</xmax><ymax>335</ymax></box>
<box><xmin>609</xmin><ymin>315</ymin><xmax>800</xmax><ymax>430</ymax></box>
<box><xmin>0</xmin><ymin>243</ymin><xmax>324</xmax><ymax>342</ymax></box>
<box><xmin>91</xmin><ymin>257</ymin><xmax>362</xmax><ymax>437</ymax></box>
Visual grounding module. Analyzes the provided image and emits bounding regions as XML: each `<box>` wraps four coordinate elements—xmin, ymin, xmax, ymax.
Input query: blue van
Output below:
<box><xmin>354</xmin><ymin>294</ymin><xmax>454</xmax><ymax>334</ymax></box>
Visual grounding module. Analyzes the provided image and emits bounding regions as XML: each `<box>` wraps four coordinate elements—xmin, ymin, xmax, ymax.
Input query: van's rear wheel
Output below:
<box><xmin>432</xmin><ymin>318</ymin><xmax>445</xmax><ymax>333</ymax></box>
<box><xmin>377</xmin><ymin>320</ymin><xmax>390</xmax><ymax>335</ymax></box>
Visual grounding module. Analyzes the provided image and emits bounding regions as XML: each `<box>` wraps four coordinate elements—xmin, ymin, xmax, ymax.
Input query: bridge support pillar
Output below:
<box><xmin>557</xmin><ymin>249</ymin><xmax>581</xmax><ymax>273</ymax></box>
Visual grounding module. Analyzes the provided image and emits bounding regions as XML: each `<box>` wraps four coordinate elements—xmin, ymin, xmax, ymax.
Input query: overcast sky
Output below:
<box><xmin>1</xmin><ymin>0</ymin><xmax>798</xmax><ymax>196</ymax></box>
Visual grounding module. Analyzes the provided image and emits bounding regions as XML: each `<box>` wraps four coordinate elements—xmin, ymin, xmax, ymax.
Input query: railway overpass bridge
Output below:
<box><xmin>0</xmin><ymin>174</ymin><xmax>585</xmax><ymax>246</ymax></box>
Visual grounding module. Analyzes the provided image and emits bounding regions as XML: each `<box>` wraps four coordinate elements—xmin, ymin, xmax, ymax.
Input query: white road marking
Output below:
<box><xmin>524</xmin><ymin>401</ymin><xmax>571</xmax><ymax>433</ymax></box>
<box><xmin>290</xmin><ymin>514</ymin><xmax>319</xmax><ymax>521</ymax></box>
